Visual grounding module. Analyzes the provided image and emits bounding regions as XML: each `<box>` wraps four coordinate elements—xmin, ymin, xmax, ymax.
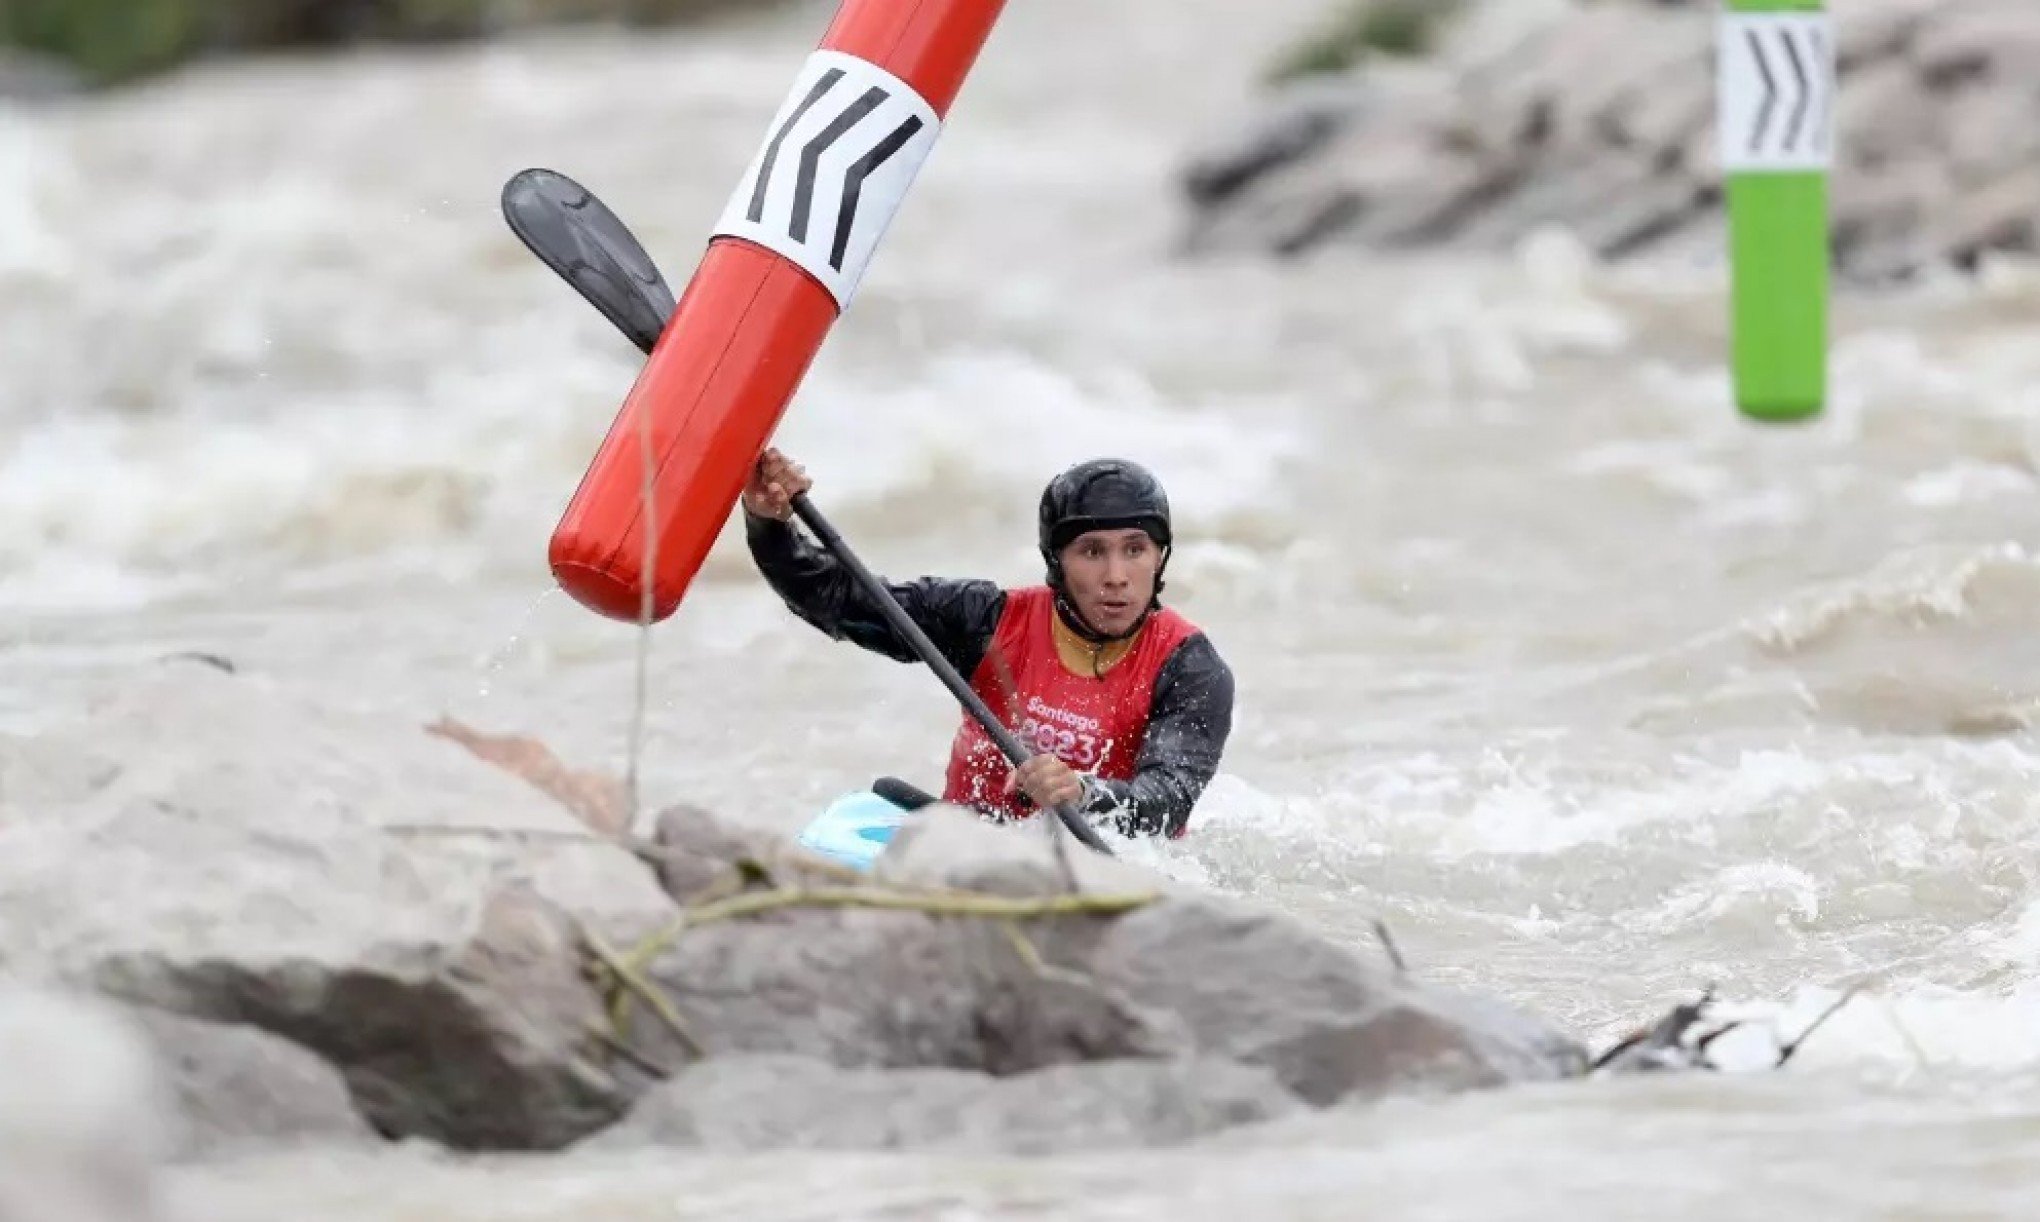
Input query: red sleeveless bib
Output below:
<box><xmin>942</xmin><ymin>586</ymin><xmax>1199</xmax><ymax>821</ymax></box>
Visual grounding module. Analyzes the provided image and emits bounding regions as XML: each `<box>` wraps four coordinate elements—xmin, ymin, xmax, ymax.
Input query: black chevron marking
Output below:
<box><xmin>830</xmin><ymin>115</ymin><xmax>925</xmax><ymax>270</ymax></box>
<box><xmin>749</xmin><ymin>69</ymin><xmax>845</xmax><ymax>224</ymax></box>
<box><xmin>1745</xmin><ymin>29</ymin><xmax>1778</xmax><ymax>153</ymax></box>
<box><xmin>1808</xmin><ymin>26</ymin><xmax>1832</xmax><ymax>154</ymax></box>
<box><xmin>791</xmin><ymin>86</ymin><xmax>889</xmax><ymax>244</ymax></box>
<box><xmin>1779</xmin><ymin>27</ymin><xmax>1811</xmax><ymax>153</ymax></box>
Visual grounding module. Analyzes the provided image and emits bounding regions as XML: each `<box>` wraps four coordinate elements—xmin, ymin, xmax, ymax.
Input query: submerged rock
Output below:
<box><xmin>589</xmin><ymin>1053</ymin><xmax>1307</xmax><ymax>1154</ymax></box>
<box><xmin>903</xmin><ymin>811</ymin><xmax>1589</xmax><ymax>1102</ymax></box>
<box><xmin>126</xmin><ymin>1006</ymin><xmax>375</xmax><ymax>1159</ymax></box>
<box><xmin>1072</xmin><ymin>854</ymin><xmax>1588</xmax><ymax>1104</ymax></box>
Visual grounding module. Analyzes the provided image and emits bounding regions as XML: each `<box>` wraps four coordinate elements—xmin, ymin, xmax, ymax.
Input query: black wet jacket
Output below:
<box><xmin>745</xmin><ymin>511</ymin><xmax>1235</xmax><ymax>838</ymax></box>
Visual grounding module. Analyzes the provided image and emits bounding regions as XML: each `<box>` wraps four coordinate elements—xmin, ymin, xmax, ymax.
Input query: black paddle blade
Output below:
<box><xmin>501</xmin><ymin>168</ymin><xmax>678</xmax><ymax>355</ymax></box>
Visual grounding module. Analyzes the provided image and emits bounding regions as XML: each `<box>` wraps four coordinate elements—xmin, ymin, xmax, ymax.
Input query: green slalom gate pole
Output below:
<box><xmin>1719</xmin><ymin>0</ymin><xmax>1833</xmax><ymax>422</ymax></box>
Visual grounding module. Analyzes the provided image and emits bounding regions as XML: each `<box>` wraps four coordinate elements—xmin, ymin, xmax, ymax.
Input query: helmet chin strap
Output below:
<box><xmin>1047</xmin><ymin>545</ymin><xmax>1171</xmax><ymax>648</ymax></box>
<box><xmin>1052</xmin><ymin>588</ymin><xmax>1141</xmax><ymax>645</ymax></box>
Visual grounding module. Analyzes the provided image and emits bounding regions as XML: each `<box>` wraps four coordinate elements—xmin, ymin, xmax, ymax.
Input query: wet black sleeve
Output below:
<box><xmin>744</xmin><ymin>510</ymin><xmax>1006</xmax><ymax>679</ymax></box>
<box><xmin>1076</xmin><ymin>634</ymin><xmax>1235</xmax><ymax>839</ymax></box>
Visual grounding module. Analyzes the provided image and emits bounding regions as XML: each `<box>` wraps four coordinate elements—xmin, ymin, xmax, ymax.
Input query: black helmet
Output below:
<box><xmin>1038</xmin><ymin>458</ymin><xmax>1172</xmax><ymax>558</ymax></box>
<box><xmin>1037</xmin><ymin>460</ymin><xmax>1174</xmax><ymax>640</ymax></box>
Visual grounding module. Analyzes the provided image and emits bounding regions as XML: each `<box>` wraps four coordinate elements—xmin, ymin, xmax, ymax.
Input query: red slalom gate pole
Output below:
<box><xmin>547</xmin><ymin>1</ymin><xmax>1009</xmax><ymax>623</ymax></box>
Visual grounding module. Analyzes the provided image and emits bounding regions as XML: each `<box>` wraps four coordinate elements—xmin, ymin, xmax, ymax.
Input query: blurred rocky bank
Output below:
<box><xmin>0</xmin><ymin>0</ymin><xmax>781</xmax><ymax>93</ymax></box>
<box><xmin>1180</xmin><ymin>0</ymin><xmax>2039</xmax><ymax>282</ymax></box>
<box><xmin>8</xmin><ymin>0</ymin><xmax>2030</xmax><ymax>286</ymax></box>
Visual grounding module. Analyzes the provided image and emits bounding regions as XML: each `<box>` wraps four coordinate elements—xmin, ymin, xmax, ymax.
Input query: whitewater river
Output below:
<box><xmin>8</xmin><ymin>0</ymin><xmax>2040</xmax><ymax>1216</ymax></box>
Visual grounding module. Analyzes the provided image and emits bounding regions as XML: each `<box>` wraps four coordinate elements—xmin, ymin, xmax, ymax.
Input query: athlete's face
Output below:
<box><xmin>1059</xmin><ymin>527</ymin><xmax>1162</xmax><ymax>637</ymax></box>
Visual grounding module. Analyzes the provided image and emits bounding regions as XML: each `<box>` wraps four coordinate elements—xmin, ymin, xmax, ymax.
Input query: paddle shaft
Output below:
<box><xmin>788</xmin><ymin>495</ymin><xmax>1113</xmax><ymax>855</ymax></box>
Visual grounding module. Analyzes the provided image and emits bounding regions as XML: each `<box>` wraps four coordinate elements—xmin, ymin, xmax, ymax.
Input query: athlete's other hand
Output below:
<box><xmin>1007</xmin><ymin>754</ymin><xmax>1084</xmax><ymax>810</ymax></box>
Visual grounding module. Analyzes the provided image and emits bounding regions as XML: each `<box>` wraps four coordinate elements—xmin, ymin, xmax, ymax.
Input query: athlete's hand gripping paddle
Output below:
<box><xmin>502</xmin><ymin>168</ymin><xmax>1114</xmax><ymax>858</ymax></box>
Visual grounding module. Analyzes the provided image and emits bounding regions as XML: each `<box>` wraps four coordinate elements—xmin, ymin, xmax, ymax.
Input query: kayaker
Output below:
<box><xmin>740</xmin><ymin>447</ymin><xmax>1234</xmax><ymax>839</ymax></box>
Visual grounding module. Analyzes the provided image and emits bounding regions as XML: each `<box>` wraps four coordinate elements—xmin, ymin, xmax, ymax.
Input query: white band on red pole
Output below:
<box><xmin>713</xmin><ymin>50</ymin><xmax>944</xmax><ymax>310</ymax></box>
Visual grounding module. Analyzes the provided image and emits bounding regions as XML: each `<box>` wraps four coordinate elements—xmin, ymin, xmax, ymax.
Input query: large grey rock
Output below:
<box><xmin>1182</xmin><ymin>0</ymin><xmax>2040</xmax><ymax>280</ymax></box>
<box><xmin>0</xmin><ymin>661</ymin><xmax>677</xmax><ymax>1151</ymax></box>
<box><xmin>588</xmin><ymin>1053</ymin><xmax>1306</xmax><ymax>1154</ymax></box>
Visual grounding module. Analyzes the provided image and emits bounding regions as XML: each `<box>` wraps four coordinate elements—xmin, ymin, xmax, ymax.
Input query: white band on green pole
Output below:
<box><xmin>1719</xmin><ymin>0</ymin><xmax>1834</xmax><ymax>422</ymax></box>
